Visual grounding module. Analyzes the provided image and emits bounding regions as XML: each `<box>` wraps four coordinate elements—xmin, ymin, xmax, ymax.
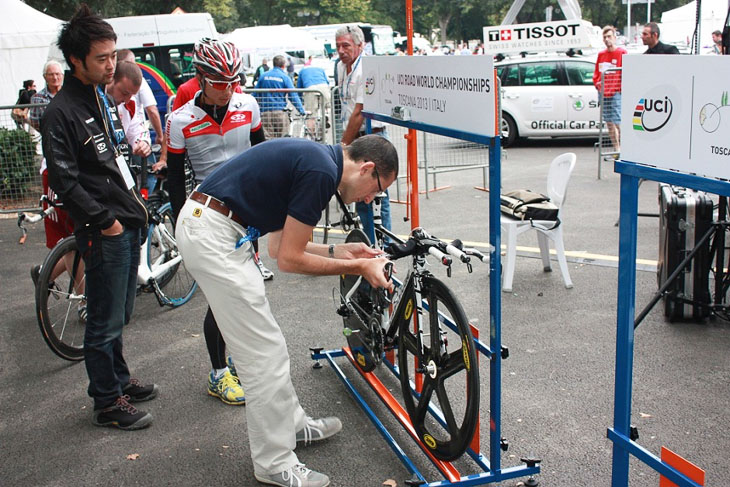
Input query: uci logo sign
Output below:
<box><xmin>632</xmin><ymin>96</ymin><xmax>674</xmax><ymax>132</ymax></box>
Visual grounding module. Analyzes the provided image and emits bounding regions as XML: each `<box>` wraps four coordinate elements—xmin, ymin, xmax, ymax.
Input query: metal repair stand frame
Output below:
<box><xmin>310</xmin><ymin>113</ymin><xmax>539</xmax><ymax>486</ymax></box>
<box><xmin>610</xmin><ymin>160</ymin><xmax>730</xmax><ymax>487</ymax></box>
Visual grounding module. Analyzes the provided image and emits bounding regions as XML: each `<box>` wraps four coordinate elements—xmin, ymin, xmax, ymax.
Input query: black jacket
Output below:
<box><xmin>645</xmin><ymin>41</ymin><xmax>680</xmax><ymax>54</ymax></box>
<box><xmin>42</xmin><ymin>73</ymin><xmax>147</xmax><ymax>234</ymax></box>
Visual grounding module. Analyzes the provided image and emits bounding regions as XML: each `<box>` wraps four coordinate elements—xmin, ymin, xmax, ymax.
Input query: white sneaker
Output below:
<box><xmin>255</xmin><ymin>463</ymin><xmax>330</xmax><ymax>487</ymax></box>
<box><xmin>295</xmin><ymin>416</ymin><xmax>342</xmax><ymax>446</ymax></box>
<box><xmin>255</xmin><ymin>256</ymin><xmax>274</xmax><ymax>281</ymax></box>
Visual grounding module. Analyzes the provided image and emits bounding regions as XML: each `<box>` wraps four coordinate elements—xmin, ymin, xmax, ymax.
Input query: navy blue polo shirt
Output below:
<box><xmin>198</xmin><ymin>138</ymin><xmax>343</xmax><ymax>235</ymax></box>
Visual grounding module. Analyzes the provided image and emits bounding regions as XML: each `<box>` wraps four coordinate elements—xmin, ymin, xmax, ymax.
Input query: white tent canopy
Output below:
<box><xmin>224</xmin><ymin>24</ymin><xmax>325</xmax><ymax>69</ymax></box>
<box><xmin>0</xmin><ymin>0</ymin><xmax>63</xmax><ymax>107</ymax></box>
<box><xmin>660</xmin><ymin>0</ymin><xmax>728</xmax><ymax>50</ymax></box>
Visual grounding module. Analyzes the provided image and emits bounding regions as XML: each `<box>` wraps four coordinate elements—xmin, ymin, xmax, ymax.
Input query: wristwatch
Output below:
<box><xmin>328</xmin><ymin>244</ymin><xmax>335</xmax><ymax>258</ymax></box>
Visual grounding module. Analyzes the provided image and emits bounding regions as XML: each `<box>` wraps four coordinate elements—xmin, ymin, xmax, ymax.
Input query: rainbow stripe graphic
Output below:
<box><xmin>632</xmin><ymin>98</ymin><xmax>645</xmax><ymax>131</ymax></box>
<box><xmin>137</xmin><ymin>61</ymin><xmax>176</xmax><ymax>98</ymax></box>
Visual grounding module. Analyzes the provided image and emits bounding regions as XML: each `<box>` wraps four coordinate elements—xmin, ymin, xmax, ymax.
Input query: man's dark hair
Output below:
<box><xmin>57</xmin><ymin>4</ymin><xmax>117</xmax><ymax>73</ymax></box>
<box><xmin>23</xmin><ymin>80</ymin><xmax>34</xmax><ymax>89</ymax></box>
<box><xmin>272</xmin><ymin>55</ymin><xmax>286</xmax><ymax>68</ymax></box>
<box><xmin>346</xmin><ymin>135</ymin><xmax>399</xmax><ymax>179</ymax></box>
<box><xmin>644</xmin><ymin>22</ymin><xmax>660</xmax><ymax>38</ymax></box>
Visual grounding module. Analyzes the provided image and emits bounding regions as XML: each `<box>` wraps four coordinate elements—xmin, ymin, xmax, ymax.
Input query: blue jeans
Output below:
<box><xmin>77</xmin><ymin>227</ymin><xmax>140</xmax><ymax>409</ymax></box>
<box><xmin>356</xmin><ymin>190</ymin><xmax>392</xmax><ymax>245</ymax></box>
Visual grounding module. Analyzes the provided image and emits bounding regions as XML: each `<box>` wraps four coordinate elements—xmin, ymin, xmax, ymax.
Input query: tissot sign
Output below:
<box><xmin>483</xmin><ymin>20</ymin><xmax>598</xmax><ymax>54</ymax></box>
<box><xmin>621</xmin><ymin>55</ymin><xmax>730</xmax><ymax>180</ymax></box>
<box><xmin>362</xmin><ymin>56</ymin><xmax>496</xmax><ymax>136</ymax></box>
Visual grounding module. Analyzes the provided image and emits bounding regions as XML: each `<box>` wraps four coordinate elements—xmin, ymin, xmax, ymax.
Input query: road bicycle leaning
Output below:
<box><xmin>336</xmin><ymin>194</ymin><xmax>490</xmax><ymax>461</ymax></box>
<box><xmin>19</xmin><ymin>177</ymin><xmax>197</xmax><ymax>361</ymax></box>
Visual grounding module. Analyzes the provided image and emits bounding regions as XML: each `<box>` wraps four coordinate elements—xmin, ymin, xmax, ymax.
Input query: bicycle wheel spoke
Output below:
<box><xmin>36</xmin><ymin>237</ymin><xmax>85</xmax><ymax>361</ymax></box>
<box><xmin>435</xmin><ymin>380</ymin><xmax>459</xmax><ymax>435</ymax></box>
<box><xmin>415</xmin><ymin>378</ymin><xmax>435</xmax><ymax>423</ymax></box>
<box><xmin>440</xmin><ymin>348</ymin><xmax>468</xmax><ymax>379</ymax></box>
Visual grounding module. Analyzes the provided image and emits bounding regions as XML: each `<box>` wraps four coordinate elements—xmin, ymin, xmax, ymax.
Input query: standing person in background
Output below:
<box><xmin>335</xmin><ymin>24</ymin><xmax>392</xmax><ymax>244</ymax></box>
<box><xmin>107</xmin><ymin>60</ymin><xmax>152</xmax><ymax>179</ymax></box>
<box><xmin>286</xmin><ymin>55</ymin><xmax>296</xmax><ymax>81</ymax></box>
<box><xmin>253</xmin><ymin>57</ymin><xmax>269</xmax><ymax>85</ymax></box>
<box><xmin>712</xmin><ymin>30</ymin><xmax>723</xmax><ymax>54</ymax></box>
<box><xmin>166</xmin><ymin>38</ymin><xmax>269</xmax><ymax>407</ymax></box>
<box><xmin>12</xmin><ymin>80</ymin><xmax>36</xmax><ymax>128</ymax></box>
<box><xmin>641</xmin><ymin>22</ymin><xmax>680</xmax><ymax>54</ymax></box>
<box><xmin>255</xmin><ymin>55</ymin><xmax>305</xmax><ymax>139</ymax></box>
<box><xmin>43</xmin><ymin>4</ymin><xmax>156</xmax><ymax>431</ymax></box>
<box><xmin>117</xmin><ymin>50</ymin><xmax>165</xmax><ymax>153</ymax></box>
<box><xmin>29</xmin><ymin>62</ymin><xmax>63</xmax><ymax>131</ymax></box>
<box><xmin>296</xmin><ymin>65</ymin><xmax>330</xmax><ymax>141</ymax></box>
<box><xmin>593</xmin><ymin>25</ymin><xmax>626</xmax><ymax>154</ymax></box>
<box><xmin>17</xmin><ymin>80</ymin><xmax>36</xmax><ymax>104</ymax></box>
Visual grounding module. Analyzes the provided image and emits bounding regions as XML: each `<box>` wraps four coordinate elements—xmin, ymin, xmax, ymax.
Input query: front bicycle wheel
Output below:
<box><xmin>147</xmin><ymin>203</ymin><xmax>197</xmax><ymax>306</ymax></box>
<box><xmin>35</xmin><ymin>236</ymin><xmax>86</xmax><ymax>361</ymax></box>
<box><xmin>397</xmin><ymin>275</ymin><xmax>480</xmax><ymax>461</ymax></box>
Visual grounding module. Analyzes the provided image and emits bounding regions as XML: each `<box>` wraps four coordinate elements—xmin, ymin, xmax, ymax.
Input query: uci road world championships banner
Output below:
<box><xmin>621</xmin><ymin>55</ymin><xmax>730</xmax><ymax>181</ymax></box>
<box><xmin>362</xmin><ymin>56</ymin><xmax>496</xmax><ymax>137</ymax></box>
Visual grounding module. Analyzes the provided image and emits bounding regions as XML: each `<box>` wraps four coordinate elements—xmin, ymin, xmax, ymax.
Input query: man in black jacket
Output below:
<box><xmin>642</xmin><ymin>22</ymin><xmax>680</xmax><ymax>54</ymax></box>
<box><xmin>42</xmin><ymin>5</ymin><xmax>157</xmax><ymax>431</ymax></box>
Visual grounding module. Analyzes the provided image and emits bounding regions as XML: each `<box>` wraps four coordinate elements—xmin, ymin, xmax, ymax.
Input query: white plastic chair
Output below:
<box><xmin>501</xmin><ymin>152</ymin><xmax>577</xmax><ymax>292</ymax></box>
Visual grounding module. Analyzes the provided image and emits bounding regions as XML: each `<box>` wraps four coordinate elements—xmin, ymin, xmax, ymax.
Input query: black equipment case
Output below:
<box><xmin>657</xmin><ymin>184</ymin><xmax>713</xmax><ymax>321</ymax></box>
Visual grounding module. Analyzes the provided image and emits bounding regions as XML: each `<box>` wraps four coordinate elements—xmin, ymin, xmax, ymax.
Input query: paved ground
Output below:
<box><xmin>1</xmin><ymin>138</ymin><xmax>729</xmax><ymax>486</ymax></box>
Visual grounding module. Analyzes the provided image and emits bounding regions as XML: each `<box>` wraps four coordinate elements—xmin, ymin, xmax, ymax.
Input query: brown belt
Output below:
<box><xmin>190</xmin><ymin>191</ymin><xmax>245</xmax><ymax>227</ymax></box>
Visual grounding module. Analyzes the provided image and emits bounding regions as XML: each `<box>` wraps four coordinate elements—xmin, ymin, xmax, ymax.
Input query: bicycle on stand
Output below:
<box><xmin>18</xmin><ymin>167</ymin><xmax>197</xmax><ymax>362</ymax></box>
<box><xmin>336</xmin><ymin>194</ymin><xmax>490</xmax><ymax>461</ymax></box>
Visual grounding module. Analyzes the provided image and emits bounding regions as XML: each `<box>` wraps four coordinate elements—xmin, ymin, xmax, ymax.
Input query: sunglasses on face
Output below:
<box><xmin>205</xmin><ymin>78</ymin><xmax>240</xmax><ymax>91</ymax></box>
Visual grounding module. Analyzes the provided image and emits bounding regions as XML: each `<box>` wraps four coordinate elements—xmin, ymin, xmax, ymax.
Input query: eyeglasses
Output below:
<box><xmin>372</xmin><ymin>166</ymin><xmax>383</xmax><ymax>193</ymax></box>
<box><xmin>205</xmin><ymin>78</ymin><xmax>240</xmax><ymax>91</ymax></box>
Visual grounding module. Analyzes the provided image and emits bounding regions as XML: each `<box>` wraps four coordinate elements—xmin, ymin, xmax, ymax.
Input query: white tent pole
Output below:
<box><xmin>628</xmin><ymin>0</ymin><xmax>632</xmax><ymax>42</ymax></box>
<box><xmin>648</xmin><ymin>0</ymin><xmax>651</xmax><ymax>23</ymax></box>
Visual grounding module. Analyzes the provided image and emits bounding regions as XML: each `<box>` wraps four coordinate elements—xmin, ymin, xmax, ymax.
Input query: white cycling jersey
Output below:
<box><xmin>166</xmin><ymin>91</ymin><xmax>262</xmax><ymax>182</ymax></box>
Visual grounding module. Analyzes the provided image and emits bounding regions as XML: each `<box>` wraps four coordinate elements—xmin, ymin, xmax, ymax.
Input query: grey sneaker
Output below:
<box><xmin>295</xmin><ymin>416</ymin><xmax>342</xmax><ymax>446</ymax></box>
<box><xmin>255</xmin><ymin>463</ymin><xmax>329</xmax><ymax>487</ymax></box>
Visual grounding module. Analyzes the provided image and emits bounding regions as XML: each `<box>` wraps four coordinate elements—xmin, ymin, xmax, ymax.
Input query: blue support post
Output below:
<box><xmin>611</xmin><ymin>172</ymin><xmax>640</xmax><ymax>487</ymax></box>
<box><xmin>610</xmin><ymin>160</ymin><xmax>729</xmax><ymax>486</ymax></box>
<box><xmin>488</xmin><ymin>135</ymin><xmax>502</xmax><ymax>475</ymax></box>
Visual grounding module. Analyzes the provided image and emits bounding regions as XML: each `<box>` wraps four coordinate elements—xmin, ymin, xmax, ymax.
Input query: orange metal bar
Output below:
<box><xmin>343</xmin><ymin>347</ymin><xmax>461</xmax><ymax>482</ymax></box>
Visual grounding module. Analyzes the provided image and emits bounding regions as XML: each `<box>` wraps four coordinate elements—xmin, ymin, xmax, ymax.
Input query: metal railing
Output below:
<box><xmin>328</xmin><ymin>85</ymin><xmax>488</xmax><ymax>200</ymax></box>
<box><xmin>0</xmin><ymin>103</ymin><xmax>45</xmax><ymax>213</ymax></box>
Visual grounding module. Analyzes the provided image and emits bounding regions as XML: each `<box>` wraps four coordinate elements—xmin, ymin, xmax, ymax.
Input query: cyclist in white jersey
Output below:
<box><xmin>166</xmin><ymin>38</ymin><xmax>266</xmax><ymax>406</ymax></box>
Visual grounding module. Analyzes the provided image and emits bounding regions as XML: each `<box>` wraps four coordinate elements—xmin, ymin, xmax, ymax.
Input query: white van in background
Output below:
<box><xmin>106</xmin><ymin>13</ymin><xmax>218</xmax><ymax>118</ymax></box>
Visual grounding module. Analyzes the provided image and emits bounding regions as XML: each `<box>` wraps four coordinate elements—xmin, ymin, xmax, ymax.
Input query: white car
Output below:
<box><xmin>496</xmin><ymin>54</ymin><xmax>603</xmax><ymax>147</ymax></box>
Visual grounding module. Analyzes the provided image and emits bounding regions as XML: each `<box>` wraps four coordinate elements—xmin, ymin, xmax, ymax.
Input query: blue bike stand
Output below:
<box><xmin>610</xmin><ymin>160</ymin><xmax>730</xmax><ymax>487</ymax></box>
<box><xmin>310</xmin><ymin>113</ymin><xmax>539</xmax><ymax>486</ymax></box>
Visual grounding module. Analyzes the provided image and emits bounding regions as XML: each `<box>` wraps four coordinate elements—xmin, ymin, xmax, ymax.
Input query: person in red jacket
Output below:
<box><xmin>593</xmin><ymin>25</ymin><xmax>626</xmax><ymax>153</ymax></box>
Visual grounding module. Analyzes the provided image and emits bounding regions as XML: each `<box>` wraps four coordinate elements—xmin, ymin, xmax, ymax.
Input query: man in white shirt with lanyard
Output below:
<box><xmin>335</xmin><ymin>24</ymin><xmax>392</xmax><ymax>244</ymax></box>
<box><xmin>107</xmin><ymin>60</ymin><xmax>152</xmax><ymax>179</ymax></box>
